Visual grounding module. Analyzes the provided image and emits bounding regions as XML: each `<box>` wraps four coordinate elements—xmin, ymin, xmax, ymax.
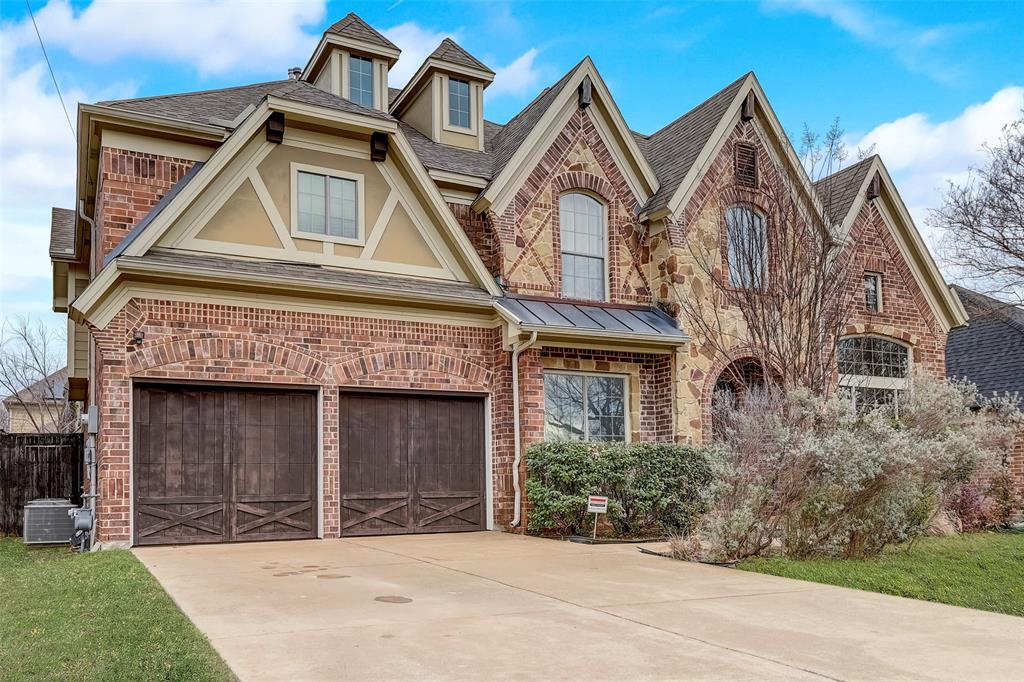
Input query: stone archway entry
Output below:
<box><xmin>338</xmin><ymin>391</ymin><xmax>486</xmax><ymax>536</ymax></box>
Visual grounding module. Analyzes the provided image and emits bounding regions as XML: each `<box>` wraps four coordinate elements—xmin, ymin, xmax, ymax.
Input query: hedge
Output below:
<box><xmin>524</xmin><ymin>441</ymin><xmax>712</xmax><ymax>536</ymax></box>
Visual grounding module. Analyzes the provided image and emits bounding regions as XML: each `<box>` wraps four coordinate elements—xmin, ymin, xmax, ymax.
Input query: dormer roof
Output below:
<box><xmin>326</xmin><ymin>12</ymin><xmax>399</xmax><ymax>53</ymax></box>
<box><xmin>429</xmin><ymin>38</ymin><xmax>494</xmax><ymax>75</ymax></box>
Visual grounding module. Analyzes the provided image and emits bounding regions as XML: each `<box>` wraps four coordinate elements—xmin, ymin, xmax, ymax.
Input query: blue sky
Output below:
<box><xmin>2</xmin><ymin>0</ymin><xmax>1023</xmax><ymax>344</ymax></box>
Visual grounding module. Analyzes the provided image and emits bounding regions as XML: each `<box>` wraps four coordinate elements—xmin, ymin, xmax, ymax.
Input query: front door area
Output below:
<box><xmin>338</xmin><ymin>391</ymin><xmax>486</xmax><ymax>535</ymax></box>
<box><xmin>133</xmin><ymin>384</ymin><xmax>317</xmax><ymax>545</ymax></box>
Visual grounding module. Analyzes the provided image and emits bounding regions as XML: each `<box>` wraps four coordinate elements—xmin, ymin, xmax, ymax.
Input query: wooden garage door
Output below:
<box><xmin>339</xmin><ymin>392</ymin><xmax>485</xmax><ymax>536</ymax></box>
<box><xmin>133</xmin><ymin>385</ymin><xmax>317</xmax><ymax>546</ymax></box>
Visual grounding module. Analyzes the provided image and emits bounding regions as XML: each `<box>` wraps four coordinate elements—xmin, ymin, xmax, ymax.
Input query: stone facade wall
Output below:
<box><xmin>648</xmin><ymin>119</ymin><xmax>949</xmax><ymax>443</ymax></box>
<box><xmin>93</xmin><ymin>147</ymin><xmax>195</xmax><ymax>268</ymax></box>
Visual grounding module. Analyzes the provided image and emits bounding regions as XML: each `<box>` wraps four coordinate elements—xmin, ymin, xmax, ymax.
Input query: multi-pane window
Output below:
<box><xmin>864</xmin><ymin>272</ymin><xmax>882</xmax><ymax>312</ymax></box>
<box><xmin>837</xmin><ymin>336</ymin><xmax>910</xmax><ymax>415</ymax></box>
<box><xmin>560</xmin><ymin>193</ymin><xmax>605</xmax><ymax>300</ymax></box>
<box><xmin>448</xmin><ymin>78</ymin><xmax>471</xmax><ymax>129</ymax></box>
<box><xmin>349</xmin><ymin>55</ymin><xmax>374</xmax><ymax>108</ymax></box>
<box><xmin>544</xmin><ymin>373</ymin><xmax>626</xmax><ymax>442</ymax></box>
<box><xmin>726</xmin><ymin>205</ymin><xmax>766</xmax><ymax>288</ymax></box>
<box><xmin>296</xmin><ymin>171</ymin><xmax>358</xmax><ymax>239</ymax></box>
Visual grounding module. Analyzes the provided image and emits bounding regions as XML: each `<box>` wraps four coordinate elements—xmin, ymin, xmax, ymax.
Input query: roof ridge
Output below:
<box><xmin>98</xmin><ymin>79</ymin><xmax>292</xmax><ymax>106</ymax></box>
<box><xmin>953</xmin><ymin>285</ymin><xmax>1024</xmax><ymax>334</ymax></box>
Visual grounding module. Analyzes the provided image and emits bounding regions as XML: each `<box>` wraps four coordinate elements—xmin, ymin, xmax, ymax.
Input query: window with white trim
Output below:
<box><xmin>559</xmin><ymin>193</ymin><xmax>606</xmax><ymax>301</ymax></box>
<box><xmin>448</xmin><ymin>78</ymin><xmax>471</xmax><ymax>129</ymax></box>
<box><xmin>838</xmin><ymin>336</ymin><xmax>910</xmax><ymax>415</ymax></box>
<box><xmin>544</xmin><ymin>373</ymin><xmax>627</xmax><ymax>442</ymax></box>
<box><xmin>349</xmin><ymin>55</ymin><xmax>374</xmax><ymax>108</ymax></box>
<box><xmin>726</xmin><ymin>205</ymin><xmax>766</xmax><ymax>288</ymax></box>
<box><xmin>864</xmin><ymin>272</ymin><xmax>882</xmax><ymax>312</ymax></box>
<box><xmin>296</xmin><ymin>170</ymin><xmax>359</xmax><ymax>239</ymax></box>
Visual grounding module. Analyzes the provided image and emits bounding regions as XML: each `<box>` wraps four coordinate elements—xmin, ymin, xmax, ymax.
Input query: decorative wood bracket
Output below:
<box><xmin>866</xmin><ymin>172</ymin><xmax>881</xmax><ymax>200</ymax></box>
<box><xmin>578</xmin><ymin>76</ymin><xmax>593</xmax><ymax>109</ymax></box>
<box><xmin>741</xmin><ymin>91</ymin><xmax>755</xmax><ymax>122</ymax></box>
<box><xmin>266</xmin><ymin>111</ymin><xmax>285</xmax><ymax>144</ymax></box>
<box><xmin>370</xmin><ymin>131</ymin><xmax>389</xmax><ymax>162</ymax></box>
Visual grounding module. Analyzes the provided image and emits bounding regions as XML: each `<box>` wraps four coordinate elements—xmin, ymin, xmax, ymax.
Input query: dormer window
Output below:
<box><xmin>349</xmin><ymin>55</ymin><xmax>375</xmax><ymax>108</ymax></box>
<box><xmin>448</xmin><ymin>78</ymin><xmax>471</xmax><ymax>129</ymax></box>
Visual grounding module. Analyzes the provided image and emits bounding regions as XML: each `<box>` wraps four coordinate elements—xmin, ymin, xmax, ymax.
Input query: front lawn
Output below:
<box><xmin>0</xmin><ymin>538</ymin><xmax>233</xmax><ymax>681</ymax></box>
<box><xmin>740</xmin><ymin>531</ymin><xmax>1024</xmax><ymax>617</ymax></box>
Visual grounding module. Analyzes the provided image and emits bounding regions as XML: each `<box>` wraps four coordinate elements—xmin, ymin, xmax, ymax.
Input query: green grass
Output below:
<box><xmin>0</xmin><ymin>538</ymin><xmax>233</xmax><ymax>682</ymax></box>
<box><xmin>740</xmin><ymin>531</ymin><xmax>1024</xmax><ymax>617</ymax></box>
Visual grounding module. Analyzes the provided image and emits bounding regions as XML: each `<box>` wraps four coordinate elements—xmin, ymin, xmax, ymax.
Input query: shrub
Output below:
<box><xmin>524</xmin><ymin>441</ymin><xmax>711</xmax><ymax>537</ymax></box>
<box><xmin>678</xmin><ymin>376</ymin><xmax>1021</xmax><ymax>562</ymax></box>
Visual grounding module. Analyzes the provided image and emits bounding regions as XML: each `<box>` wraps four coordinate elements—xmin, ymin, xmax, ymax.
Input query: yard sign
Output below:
<box><xmin>587</xmin><ymin>495</ymin><xmax>608</xmax><ymax>540</ymax></box>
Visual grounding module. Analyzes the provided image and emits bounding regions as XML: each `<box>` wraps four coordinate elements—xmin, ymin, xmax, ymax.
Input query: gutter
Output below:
<box><xmin>510</xmin><ymin>330</ymin><xmax>538</xmax><ymax>528</ymax></box>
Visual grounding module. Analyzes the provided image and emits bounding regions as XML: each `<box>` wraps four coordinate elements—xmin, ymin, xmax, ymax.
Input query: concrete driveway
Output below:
<box><xmin>135</xmin><ymin>532</ymin><xmax>1024</xmax><ymax>681</ymax></box>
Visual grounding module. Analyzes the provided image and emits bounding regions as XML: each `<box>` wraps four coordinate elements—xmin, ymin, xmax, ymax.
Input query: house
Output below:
<box><xmin>49</xmin><ymin>12</ymin><xmax>965</xmax><ymax>547</ymax></box>
<box><xmin>2</xmin><ymin>369</ymin><xmax>69</xmax><ymax>433</ymax></box>
<box><xmin>946</xmin><ymin>285</ymin><xmax>1024</xmax><ymax>487</ymax></box>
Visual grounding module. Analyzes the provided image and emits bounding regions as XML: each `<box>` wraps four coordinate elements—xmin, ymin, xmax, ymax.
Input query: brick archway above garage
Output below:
<box><xmin>333</xmin><ymin>348</ymin><xmax>493</xmax><ymax>388</ymax></box>
<box><xmin>127</xmin><ymin>333</ymin><xmax>329</xmax><ymax>382</ymax></box>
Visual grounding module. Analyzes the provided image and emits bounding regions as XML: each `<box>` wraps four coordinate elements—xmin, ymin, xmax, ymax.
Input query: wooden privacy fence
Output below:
<box><xmin>0</xmin><ymin>433</ymin><xmax>83</xmax><ymax>536</ymax></box>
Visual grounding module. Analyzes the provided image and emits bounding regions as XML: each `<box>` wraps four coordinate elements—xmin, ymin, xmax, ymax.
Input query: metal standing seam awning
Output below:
<box><xmin>494</xmin><ymin>296</ymin><xmax>689</xmax><ymax>346</ymax></box>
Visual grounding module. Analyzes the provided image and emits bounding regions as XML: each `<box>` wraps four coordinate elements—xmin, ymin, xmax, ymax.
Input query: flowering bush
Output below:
<box><xmin>673</xmin><ymin>376</ymin><xmax>1021</xmax><ymax>562</ymax></box>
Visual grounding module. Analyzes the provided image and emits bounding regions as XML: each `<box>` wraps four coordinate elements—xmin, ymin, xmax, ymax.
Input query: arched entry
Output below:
<box><xmin>710</xmin><ymin>358</ymin><xmax>767</xmax><ymax>439</ymax></box>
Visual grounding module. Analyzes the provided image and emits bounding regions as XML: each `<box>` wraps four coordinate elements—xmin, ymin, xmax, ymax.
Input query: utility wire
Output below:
<box><xmin>25</xmin><ymin>0</ymin><xmax>75</xmax><ymax>140</ymax></box>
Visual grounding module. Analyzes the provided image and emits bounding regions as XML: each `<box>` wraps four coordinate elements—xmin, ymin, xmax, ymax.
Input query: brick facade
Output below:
<box><xmin>93</xmin><ymin>147</ymin><xmax>195</xmax><ymax>269</ymax></box>
<box><xmin>82</xmin><ymin>103</ymin><xmax>957</xmax><ymax>544</ymax></box>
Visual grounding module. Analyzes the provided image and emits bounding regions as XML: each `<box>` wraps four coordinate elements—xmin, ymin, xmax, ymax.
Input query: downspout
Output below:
<box><xmin>78</xmin><ymin>201</ymin><xmax>99</xmax><ymax>551</ymax></box>
<box><xmin>510</xmin><ymin>330</ymin><xmax>538</xmax><ymax>528</ymax></box>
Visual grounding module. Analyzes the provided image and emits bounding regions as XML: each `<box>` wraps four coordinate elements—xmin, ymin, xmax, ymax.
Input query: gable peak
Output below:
<box><xmin>429</xmin><ymin>38</ymin><xmax>494</xmax><ymax>75</ymax></box>
<box><xmin>325</xmin><ymin>12</ymin><xmax>400</xmax><ymax>53</ymax></box>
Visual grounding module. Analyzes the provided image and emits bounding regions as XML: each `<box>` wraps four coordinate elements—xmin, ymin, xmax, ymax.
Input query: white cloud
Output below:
<box><xmin>488</xmin><ymin>48</ymin><xmax>542</xmax><ymax>99</ymax></box>
<box><xmin>763</xmin><ymin>0</ymin><xmax>972</xmax><ymax>82</ymax></box>
<box><xmin>3</xmin><ymin>0</ymin><xmax>327</xmax><ymax>77</ymax></box>
<box><xmin>848</xmin><ymin>85</ymin><xmax>1024</xmax><ymax>249</ymax></box>
<box><xmin>383</xmin><ymin>22</ymin><xmax>460</xmax><ymax>88</ymax></box>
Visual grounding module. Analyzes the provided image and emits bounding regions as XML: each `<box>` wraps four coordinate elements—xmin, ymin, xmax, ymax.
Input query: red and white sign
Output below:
<box><xmin>587</xmin><ymin>495</ymin><xmax>608</xmax><ymax>514</ymax></box>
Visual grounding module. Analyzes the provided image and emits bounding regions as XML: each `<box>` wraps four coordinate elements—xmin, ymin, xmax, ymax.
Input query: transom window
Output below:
<box><xmin>349</xmin><ymin>55</ymin><xmax>374</xmax><ymax>108</ymax></box>
<box><xmin>864</xmin><ymin>272</ymin><xmax>882</xmax><ymax>312</ymax></box>
<box><xmin>296</xmin><ymin>170</ymin><xmax>359</xmax><ymax>240</ymax></box>
<box><xmin>726</xmin><ymin>205</ymin><xmax>766</xmax><ymax>288</ymax></box>
<box><xmin>448</xmin><ymin>78</ymin><xmax>471</xmax><ymax>129</ymax></box>
<box><xmin>544</xmin><ymin>373</ymin><xmax>627</xmax><ymax>442</ymax></box>
<box><xmin>837</xmin><ymin>336</ymin><xmax>910</xmax><ymax>415</ymax></box>
<box><xmin>560</xmin><ymin>193</ymin><xmax>605</xmax><ymax>301</ymax></box>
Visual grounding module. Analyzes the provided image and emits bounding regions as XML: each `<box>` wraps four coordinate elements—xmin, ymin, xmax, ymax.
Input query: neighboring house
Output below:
<box><xmin>2</xmin><ymin>369</ymin><xmax>69</xmax><ymax>433</ymax></box>
<box><xmin>946</xmin><ymin>285</ymin><xmax>1024</xmax><ymax>487</ymax></box>
<box><xmin>49</xmin><ymin>12</ymin><xmax>966</xmax><ymax>547</ymax></box>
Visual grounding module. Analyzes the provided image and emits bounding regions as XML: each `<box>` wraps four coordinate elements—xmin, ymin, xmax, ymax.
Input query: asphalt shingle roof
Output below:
<box><xmin>400</xmin><ymin>122</ymin><xmax>494</xmax><ymax>178</ymax></box>
<box><xmin>3</xmin><ymin>369</ymin><xmax>67</xmax><ymax>404</ymax></box>
<box><xmin>128</xmin><ymin>250</ymin><xmax>492</xmax><ymax>304</ymax></box>
<box><xmin>99</xmin><ymin>79</ymin><xmax>394</xmax><ymax>128</ymax></box>
<box><xmin>326</xmin><ymin>12</ymin><xmax>399</xmax><ymax>52</ymax></box>
<box><xmin>814</xmin><ymin>155</ymin><xmax>876</xmax><ymax>225</ymax></box>
<box><xmin>99</xmin><ymin>80</ymin><xmax>293</xmax><ymax>126</ymax></box>
<box><xmin>49</xmin><ymin>207</ymin><xmax>76</xmax><ymax>259</ymax></box>
<box><xmin>946</xmin><ymin>286</ymin><xmax>1024</xmax><ymax>403</ymax></box>
<box><xmin>639</xmin><ymin>73</ymin><xmax>747</xmax><ymax>214</ymax></box>
<box><xmin>429</xmin><ymin>38</ymin><xmax>493</xmax><ymax>74</ymax></box>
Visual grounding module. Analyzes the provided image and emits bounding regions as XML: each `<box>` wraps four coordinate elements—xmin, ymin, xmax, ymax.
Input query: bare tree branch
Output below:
<box><xmin>0</xmin><ymin>317</ymin><xmax>77</xmax><ymax>433</ymax></box>
<box><xmin>930</xmin><ymin>110</ymin><xmax>1024</xmax><ymax>305</ymax></box>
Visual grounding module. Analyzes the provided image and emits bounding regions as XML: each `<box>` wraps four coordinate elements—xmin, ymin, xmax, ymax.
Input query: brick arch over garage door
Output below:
<box><xmin>332</xmin><ymin>348</ymin><xmax>493</xmax><ymax>389</ymax></box>
<box><xmin>127</xmin><ymin>333</ymin><xmax>329</xmax><ymax>382</ymax></box>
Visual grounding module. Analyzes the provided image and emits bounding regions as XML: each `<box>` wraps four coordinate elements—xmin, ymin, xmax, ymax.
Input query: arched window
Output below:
<box><xmin>725</xmin><ymin>205</ymin><xmax>766</xmax><ymax>288</ymax></box>
<box><xmin>559</xmin><ymin>193</ymin><xmax>605</xmax><ymax>301</ymax></box>
<box><xmin>837</xmin><ymin>336</ymin><xmax>910</xmax><ymax>415</ymax></box>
